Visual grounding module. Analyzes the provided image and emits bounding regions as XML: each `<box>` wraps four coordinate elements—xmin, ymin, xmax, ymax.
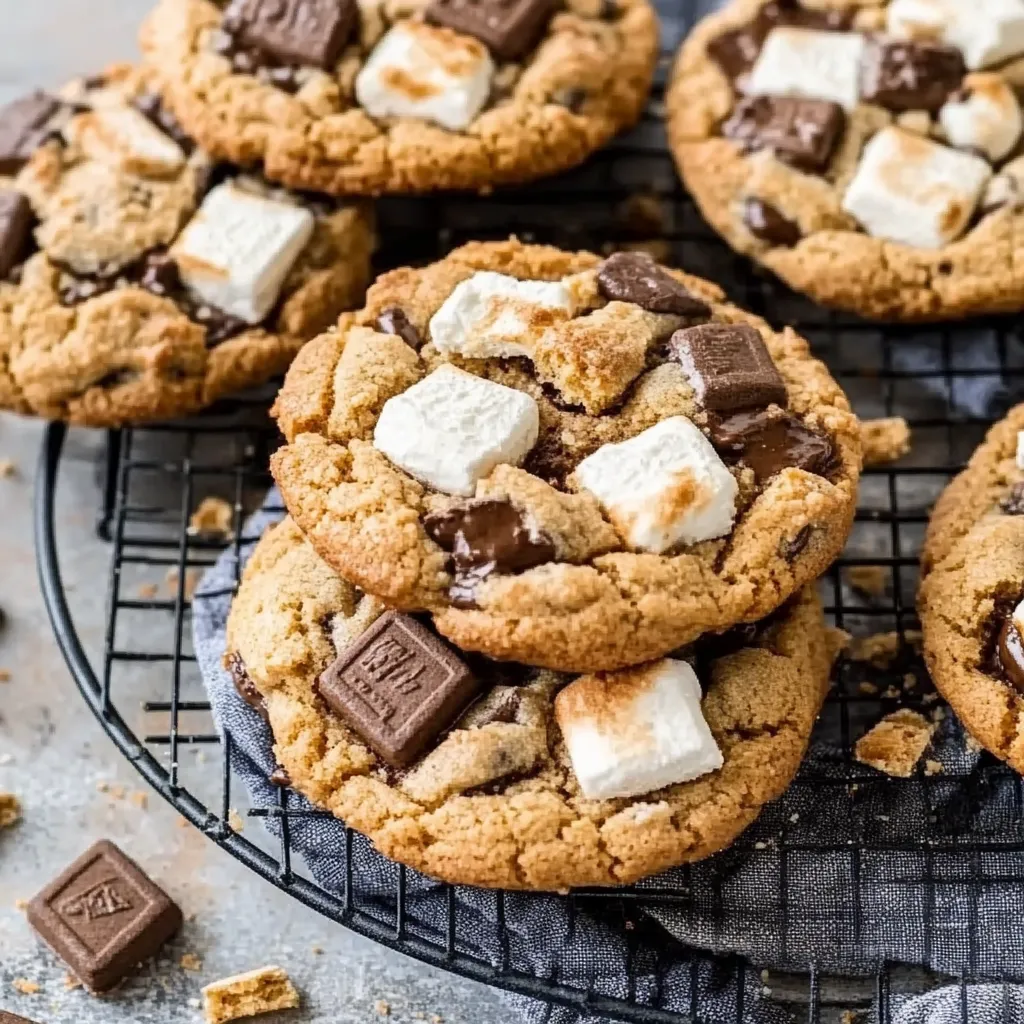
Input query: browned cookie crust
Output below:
<box><xmin>0</xmin><ymin>65</ymin><xmax>373</xmax><ymax>427</ymax></box>
<box><xmin>920</xmin><ymin>405</ymin><xmax>1024</xmax><ymax>772</ymax></box>
<box><xmin>667</xmin><ymin>0</ymin><xmax>1024</xmax><ymax>321</ymax></box>
<box><xmin>226</xmin><ymin>515</ymin><xmax>838</xmax><ymax>889</ymax></box>
<box><xmin>270</xmin><ymin>239</ymin><xmax>861</xmax><ymax>671</ymax></box>
<box><xmin>139</xmin><ymin>0</ymin><xmax>658</xmax><ymax>196</ymax></box>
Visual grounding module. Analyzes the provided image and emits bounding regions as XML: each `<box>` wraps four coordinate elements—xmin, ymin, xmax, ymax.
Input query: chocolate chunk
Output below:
<box><xmin>1001</xmin><ymin>482</ymin><xmax>1024</xmax><ymax>515</ymax></box>
<box><xmin>269</xmin><ymin>765</ymin><xmax>292</xmax><ymax>786</ymax></box>
<box><xmin>376</xmin><ymin>306</ymin><xmax>423</xmax><ymax>350</ymax></box>
<box><xmin>317</xmin><ymin>611</ymin><xmax>481</xmax><ymax>767</ymax></box>
<box><xmin>0</xmin><ymin>92</ymin><xmax>61</xmax><ymax>174</ymax></box>
<box><xmin>0</xmin><ymin>189</ymin><xmax>34</xmax><ymax>280</ymax></box>
<box><xmin>742</xmin><ymin>197</ymin><xmax>802</xmax><ymax>247</ymax></box>
<box><xmin>426</xmin><ymin>0</ymin><xmax>553</xmax><ymax>61</ymax></box>
<box><xmin>132</xmin><ymin>92</ymin><xmax>195</xmax><ymax>153</ymax></box>
<box><xmin>708</xmin><ymin>410</ymin><xmax>834</xmax><ymax>482</ymax></box>
<box><xmin>222</xmin><ymin>0</ymin><xmax>356</xmax><ymax>69</ymax></box>
<box><xmin>997</xmin><ymin>616</ymin><xmax>1024</xmax><ymax>691</ymax></box>
<box><xmin>226</xmin><ymin>651</ymin><xmax>269</xmax><ymax>721</ymax></box>
<box><xmin>26</xmin><ymin>840</ymin><xmax>182</xmax><ymax>992</ymax></box>
<box><xmin>861</xmin><ymin>39</ymin><xmax>965</xmax><ymax>113</ymax></box>
<box><xmin>59</xmin><ymin>275</ymin><xmax>117</xmax><ymax>307</ymax></box>
<box><xmin>261</xmin><ymin>65</ymin><xmax>304</xmax><ymax>93</ymax></box>
<box><xmin>193</xmin><ymin>304</ymin><xmax>250</xmax><ymax>346</ymax></box>
<box><xmin>670</xmin><ymin>322</ymin><xmax>787</xmax><ymax>413</ymax></box>
<box><xmin>780</xmin><ymin>524</ymin><xmax>813</xmax><ymax>560</ymax></box>
<box><xmin>597</xmin><ymin>251</ymin><xmax>711</xmax><ymax>317</ymax></box>
<box><xmin>723</xmin><ymin>95</ymin><xmax>845</xmax><ymax>172</ymax></box>
<box><xmin>707</xmin><ymin>26</ymin><xmax>765</xmax><ymax>82</ymax></box>
<box><xmin>140</xmin><ymin>252</ymin><xmax>182</xmax><ymax>297</ymax></box>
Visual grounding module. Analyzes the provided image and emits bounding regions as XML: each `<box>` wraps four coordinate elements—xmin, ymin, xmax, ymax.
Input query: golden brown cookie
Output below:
<box><xmin>0</xmin><ymin>65</ymin><xmax>373</xmax><ymax>427</ymax></box>
<box><xmin>919</xmin><ymin>404</ymin><xmax>1024</xmax><ymax>773</ymax></box>
<box><xmin>667</xmin><ymin>0</ymin><xmax>1024</xmax><ymax>321</ymax></box>
<box><xmin>270</xmin><ymin>239</ymin><xmax>861</xmax><ymax>672</ymax></box>
<box><xmin>226</xmin><ymin>515</ymin><xmax>838</xmax><ymax>889</ymax></box>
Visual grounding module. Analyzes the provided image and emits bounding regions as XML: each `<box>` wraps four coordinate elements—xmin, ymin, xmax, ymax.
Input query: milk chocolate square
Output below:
<box><xmin>0</xmin><ymin>190</ymin><xmax>34</xmax><ymax>280</ymax></box>
<box><xmin>723</xmin><ymin>95</ymin><xmax>845</xmax><ymax>172</ymax></box>
<box><xmin>426</xmin><ymin>0</ymin><xmax>553</xmax><ymax>61</ymax></box>
<box><xmin>670</xmin><ymin>323</ymin><xmax>787</xmax><ymax>413</ymax></box>
<box><xmin>318</xmin><ymin>611</ymin><xmax>480</xmax><ymax>767</ymax></box>
<box><xmin>26</xmin><ymin>840</ymin><xmax>182</xmax><ymax>992</ymax></box>
<box><xmin>0</xmin><ymin>92</ymin><xmax>60</xmax><ymax>175</ymax></box>
<box><xmin>223</xmin><ymin>0</ymin><xmax>356</xmax><ymax>69</ymax></box>
<box><xmin>861</xmin><ymin>39</ymin><xmax>965</xmax><ymax>113</ymax></box>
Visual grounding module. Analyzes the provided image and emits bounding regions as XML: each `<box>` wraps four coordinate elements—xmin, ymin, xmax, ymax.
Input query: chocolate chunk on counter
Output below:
<box><xmin>708</xmin><ymin>409</ymin><xmax>834</xmax><ymax>482</ymax></box>
<box><xmin>597</xmin><ymin>251</ymin><xmax>711</xmax><ymax>317</ymax></box>
<box><xmin>723</xmin><ymin>95</ymin><xmax>845</xmax><ymax>172</ymax></box>
<box><xmin>318</xmin><ymin>611</ymin><xmax>481</xmax><ymax>767</ymax></box>
<box><xmin>26</xmin><ymin>840</ymin><xmax>182</xmax><ymax>992</ymax></box>
<box><xmin>861</xmin><ymin>39</ymin><xmax>965</xmax><ymax>113</ymax></box>
<box><xmin>997</xmin><ymin>615</ymin><xmax>1024</xmax><ymax>691</ymax></box>
<box><xmin>0</xmin><ymin>190</ymin><xmax>34</xmax><ymax>280</ymax></box>
<box><xmin>0</xmin><ymin>92</ymin><xmax>60</xmax><ymax>175</ymax></box>
<box><xmin>427</xmin><ymin>0</ymin><xmax>553</xmax><ymax>61</ymax></box>
<box><xmin>670</xmin><ymin>323</ymin><xmax>787</xmax><ymax>413</ymax></box>
<box><xmin>376</xmin><ymin>306</ymin><xmax>423</xmax><ymax>350</ymax></box>
<box><xmin>225</xmin><ymin>651</ymin><xmax>269</xmax><ymax>721</ymax></box>
<box><xmin>222</xmin><ymin>0</ymin><xmax>356</xmax><ymax>69</ymax></box>
<box><xmin>742</xmin><ymin>198</ymin><xmax>802</xmax><ymax>247</ymax></box>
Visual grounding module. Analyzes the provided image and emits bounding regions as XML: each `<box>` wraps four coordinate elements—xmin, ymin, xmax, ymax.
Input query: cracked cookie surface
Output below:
<box><xmin>0</xmin><ymin>65</ymin><xmax>373</xmax><ymax>427</ymax></box>
<box><xmin>226</xmin><ymin>514</ymin><xmax>837</xmax><ymax>889</ymax></box>
<box><xmin>140</xmin><ymin>0</ymin><xmax>658</xmax><ymax>196</ymax></box>
<box><xmin>270</xmin><ymin>239</ymin><xmax>861</xmax><ymax>671</ymax></box>
<box><xmin>667</xmin><ymin>0</ymin><xmax>1024</xmax><ymax>321</ymax></box>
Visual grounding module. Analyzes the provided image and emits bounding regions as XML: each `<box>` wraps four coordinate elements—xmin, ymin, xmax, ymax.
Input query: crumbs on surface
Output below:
<box><xmin>201</xmin><ymin>965</ymin><xmax>299</xmax><ymax>1024</ymax></box>
<box><xmin>848</xmin><ymin>565</ymin><xmax>888</xmax><ymax>598</ymax></box>
<box><xmin>860</xmin><ymin>417</ymin><xmax>911</xmax><ymax>467</ymax></box>
<box><xmin>855</xmin><ymin>709</ymin><xmax>935</xmax><ymax>778</ymax></box>
<box><xmin>847</xmin><ymin>630</ymin><xmax>922</xmax><ymax>668</ymax></box>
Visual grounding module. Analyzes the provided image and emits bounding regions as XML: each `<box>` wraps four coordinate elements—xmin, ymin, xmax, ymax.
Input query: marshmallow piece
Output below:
<box><xmin>355</xmin><ymin>23</ymin><xmax>493</xmax><ymax>132</ymax></box>
<box><xmin>940</xmin><ymin>73</ymin><xmax>1023</xmax><ymax>161</ymax></box>
<box><xmin>172</xmin><ymin>183</ymin><xmax>315</xmax><ymax>324</ymax></box>
<box><xmin>373</xmin><ymin>364</ymin><xmax>539</xmax><ymax>495</ymax></box>
<box><xmin>841</xmin><ymin>127</ymin><xmax>991</xmax><ymax>249</ymax></box>
<box><xmin>573</xmin><ymin>417</ymin><xmax>738</xmax><ymax>553</ymax></box>
<box><xmin>65</xmin><ymin>105</ymin><xmax>185</xmax><ymax>177</ymax></box>
<box><xmin>747</xmin><ymin>28</ymin><xmax>865</xmax><ymax>110</ymax></box>
<box><xmin>887</xmin><ymin>0</ymin><xmax>1024</xmax><ymax>69</ymax></box>
<box><xmin>555</xmin><ymin>658</ymin><xmax>723</xmax><ymax>801</ymax></box>
<box><xmin>1017</xmin><ymin>430</ymin><xmax>1024</xmax><ymax>469</ymax></box>
<box><xmin>1014</xmin><ymin>596</ymin><xmax>1024</xmax><ymax>634</ymax></box>
<box><xmin>429</xmin><ymin>271</ymin><xmax>575</xmax><ymax>359</ymax></box>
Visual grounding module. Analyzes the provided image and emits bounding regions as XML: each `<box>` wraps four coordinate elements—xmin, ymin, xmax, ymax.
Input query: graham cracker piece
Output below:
<box><xmin>855</xmin><ymin>709</ymin><xmax>936</xmax><ymax>778</ymax></box>
<box><xmin>201</xmin><ymin>965</ymin><xmax>300</xmax><ymax>1024</ymax></box>
<box><xmin>860</xmin><ymin>417</ymin><xmax>911</xmax><ymax>467</ymax></box>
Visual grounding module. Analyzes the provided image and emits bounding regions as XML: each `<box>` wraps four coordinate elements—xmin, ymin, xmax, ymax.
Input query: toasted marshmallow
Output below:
<box><xmin>555</xmin><ymin>659</ymin><xmax>723</xmax><ymax>801</ymax></box>
<box><xmin>172</xmin><ymin>183</ymin><xmax>314</xmax><ymax>324</ymax></box>
<box><xmin>842</xmin><ymin>127</ymin><xmax>991</xmax><ymax>249</ymax></box>
<box><xmin>65</xmin><ymin>104</ymin><xmax>185</xmax><ymax>177</ymax></box>
<box><xmin>747</xmin><ymin>27</ymin><xmax>865</xmax><ymax>110</ymax></box>
<box><xmin>1017</xmin><ymin>430</ymin><xmax>1024</xmax><ymax>469</ymax></box>
<box><xmin>373</xmin><ymin>364</ymin><xmax>539</xmax><ymax>495</ymax></box>
<box><xmin>1015</xmin><ymin>596</ymin><xmax>1024</xmax><ymax>634</ymax></box>
<box><xmin>355</xmin><ymin>23</ymin><xmax>493</xmax><ymax>132</ymax></box>
<box><xmin>887</xmin><ymin>0</ymin><xmax>1024</xmax><ymax>69</ymax></box>
<box><xmin>429</xmin><ymin>271</ymin><xmax>575</xmax><ymax>359</ymax></box>
<box><xmin>573</xmin><ymin>417</ymin><xmax>738</xmax><ymax>553</ymax></box>
<box><xmin>940</xmin><ymin>74</ymin><xmax>1022</xmax><ymax>161</ymax></box>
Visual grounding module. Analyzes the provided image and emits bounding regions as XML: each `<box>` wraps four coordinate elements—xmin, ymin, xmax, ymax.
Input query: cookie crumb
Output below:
<box><xmin>166</xmin><ymin>567</ymin><xmax>201</xmax><ymax>600</ymax></box>
<box><xmin>131</xmin><ymin>791</ymin><xmax>149</xmax><ymax>810</ymax></box>
<box><xmin>858</xmin><ymin>681</ymin><xmax>879</xmax><ymax>696</ymax></box>
<box><xmin>847</xmin><ymin>630</ymin><xmax>922</xmax><ymax>668</ymax></box>
<box><xmin>0</xmin><ymin>458</ymin><xmax>16</xmax><ymax>478</ymax></box>
<box><xmin>375</xmin><ymin>1000</ymin><xmax>391</xmax><ymax>1017</ymax></box>
<box><xmin>311</xmin><ymin>945</ymin><xmax>324</xmax><ymax>955</ymax></box>
<box><xmin>181</xmin><ymin>952</ymin><xmax>203</xmax><ymax>972</ymax></box>
<box><xmin>0</xmin><ymin>669</ymin><xmax>11</xmax><ymax>683</ymax></box>
<box><xmin>64</xmin><ymin>973</ymin><xmax>82</xmax><ymax>990</ymax></box>
<box><xmin>228</xmin><ymin>808</ymin><xmax>245</xmax><ymax>833</ymax></box>
<box><xmin>855</xmin><ymin>709</ymin><xmax>936</xmax><ymax>778</ymax></box>
<box><xmin>189</xmin><ymin>497</ymin><xmax>235</xmax><ymax>541</ymax></box>
<box><xmin>137</xmin><ymin>583</ymin><xmax>159</xmax><ymax>599</ymax></box>
<box><xmin>12</xmin><ymin>978</ymin><xmax>40</xmax><ymax>995</ymax></box>
<box><xmin>848</xmin><ymin>565</ymin><xmax>888</xmax><ymax>598</ymax></box>
<box><xmin>924</xmin><ymin>758</ymin><xmax>944</xmax><ymax>776</ymax></box>
<box><xmin>0</xmin><ymin>793</ymin><xmax>21</xmax><ymax>828</ymax></box>
<box><xmin>860</xmin><ymin>417</ymin><xmax>911</xmax><ymax>466</ymax></box>
<box><xmin>14</xmin><ymin>898</ymin><xmax>27</xmax><ymax>911</ymax></box>
<box><xmin>201</xmin><ymin>965</ymin><xmax>300</xmax><ymax>1024</ymax></box>
<box><xmin>430</xmin><ymin>1015</ymin><xmax>444</xmax><ymax>1024</ymax></box>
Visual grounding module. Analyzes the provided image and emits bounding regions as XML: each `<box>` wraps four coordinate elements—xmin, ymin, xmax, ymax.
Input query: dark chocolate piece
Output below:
<box><xmin>376</xmin><ymin>306</ymin><xmax>423</xmax><ymax>350</ymax></box>
<box><xmin>222</xmin><ymin>0</ymin><xmax>355</xmax><ymax>69</ymax></box>
<box><xmin>861</xmin><ymin>39</ymin><xmax>965</xmax><ymax>113</ymax></box>
<box><xmin>226</xmin><ymin>652</ymin><xmax>269</xmax><ymax>721</ymax></box>
<box><xmin>708</xmin><ymin>409</ymin><xmax>834</xmax><ymax>482</ymax></box>
<box><xmin>139</xmin><ymin>252</ymin><xmax>182</xmax><ymax>298</ymax></box>
<box><xmin>723</xmin><ymin>94</ymin><xmax>844</xmax><ymax>172</ymax></box>
<box><xmin>597</xmin><ymin>251</ymin><xmax>711</xmax><ymax>317</ymax></box>
<box><xmin>1001</xmin><ymin>482</ymin><xmax>1024</xmax><ymax>515</ymax></box>
<box><xmin>132</xmin><ymin>92</ymin><xmax>196</xmax><ymax>154</ymax></box>
<box><xmin>998</xmin><ymin>616</ymin><xmax>1024</xmax><ymax>692</ymax></box>
<box><xmin>0</xmin><ymin>92</ymin><xmax>61</xmax><ymax>175</ymax></box>
<box><xmin>670</xmin><ymin>322</ymin><xmax>787</xmax><ymax>413</ymax></box>
<box><xmin>780</xmin><ymin>524</ymin><xmax>813</xmax><ymax>560</ymax></box>
<box><xmin>0</xmin><ymin>189</ymin><xmax>35</xmax><ymax>280</ymax></box>
<box><xmin>426</xmin><ymin>0</ymin><xmax>553</xmax><ymax>61</ymax></box>
<box><xmin>26</xmin><ymin>840</ymin><xmax>182</xmax><ymax>993</ymax></box>
<box><xmin>743</xmin><ymin>197</ymin><xmax>802</xmax><ymax>247</ymax></box>
<box><xmin>317</xmin><ymin>611</ymin><xmax>480</xmax><ymax>767</ymax></box>
<box><xmin>269</xmin><ymin>765</ymin><xmax>292</xmax><ymax>786</ymax></box>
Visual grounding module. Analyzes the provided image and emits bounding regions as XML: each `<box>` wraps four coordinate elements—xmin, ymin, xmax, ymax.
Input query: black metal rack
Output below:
<box><xmin>31</xmin><ymin>0</ymin><xmax>1024</xmax><ymax>1019</ymax></box>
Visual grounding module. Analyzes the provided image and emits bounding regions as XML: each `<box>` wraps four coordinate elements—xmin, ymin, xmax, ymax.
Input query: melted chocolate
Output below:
<box><xmin>226</xmin><ymin>652</ymin><xmax>269</xmax><ymax>721</ymax></box>
<box><xmin>997</xmin><ymin>617</ymin><xmax>1024</xmax><ymax>692</ymax></box>
<box><xmin>743</xmin><ymin>198</ymin><xmax>802</xmax><ymax>247</ymax></box>
<box><xmin>708</xmin><ymin>410</ymin><xmax>835</xmax><ymax>482</ymax></box>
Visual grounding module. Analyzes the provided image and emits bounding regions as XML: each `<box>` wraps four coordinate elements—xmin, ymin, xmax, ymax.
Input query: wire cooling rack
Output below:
<box><xmin>32</xmin><ymin>0</ymin><xmax>1024</xmax><ymax>1019</ymax></box>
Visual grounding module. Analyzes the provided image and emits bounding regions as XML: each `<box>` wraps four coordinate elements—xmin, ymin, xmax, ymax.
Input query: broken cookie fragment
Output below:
<box><xmin>202</xmin><ymin>964</ymin><xmax>300</xmax><ymax>1024</ymax></box>
<box><xmin>854</xmin><ymin>709</ymin><xmax>935</xmax><ymax>778</ymax></box>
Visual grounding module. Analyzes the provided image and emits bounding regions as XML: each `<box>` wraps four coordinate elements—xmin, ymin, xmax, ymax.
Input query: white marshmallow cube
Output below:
<box><xmin>1016</xmin><ymin>430</ymin><xmax>1024</xmax><ymax>469</ymax></box>
<box><xmin>355</xmin><ymin>23</ymin><xmax>493</xmax><ymax>132</ymax></box>
<box><xmin>573</xmin><ymin>416</ymin><xmax>738</xmax><ymax>554</ymax></box>
<box><xmin>373</xmin><ymin>363</ymin><xmax>539</xmax><ymax>495</ymax></box>
<box><xmin>1014</xmin><ymin>596</ymin><xmax>1024</xmax><ymax>633</ymax></box>
<box><xmin>940</xmin><ymin>74</ymin><xmax>1023</xmax><ymax>162</ymax></box>
<box><xmin>887</xmin><ymin>0</ymin><xmax>1024</xmax><ymax>69</ymax></box>
<box><xmin>66</xmin><ymin>105</ymin><xmax>185</xmax><ymax>177</ymax></box>
<box><xmin>172</xmin><ymin>183</ymin><xmax>315</xmax><ymax>324</ymax></box>
<box><xmin>842</xmin><ymin>127</ymin><xmax>991</xmax><ymax>249</ymax></box>
<box><xmin>429</xmin><ymin>271</ymin><xmax>575</xmax><ymax>359</ymax></box>
<box><xmin>747</xmin><ymin>27</ymin><xmax>866</xmax><ymax>110</ymax></box>
<box><xmin>555</xmin><ymin>658</ymin><xmax>723</xmax><ymax>801</ymax></box>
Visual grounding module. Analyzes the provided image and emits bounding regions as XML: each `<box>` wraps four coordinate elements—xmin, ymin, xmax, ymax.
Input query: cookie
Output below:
<box><xmin>138</xmin><ymin>0</ymin><xmax>659</xmax><ymax>196</ymax></box>
<box><xmin>0</xmin><ymin>65</ymin><xmax>374</xmax><ymax>427</ymax></box>
<box><xmin>225</xmin><ymin>515</ymin><xmax>838</xmax><ymax>889</ymax></box>
<box><xmin>919</xmin><ymin>404</ymin><xmax>1024</xmax><ymax>773</ymax></box>
<box><xmin>667</xmin><ymin>0</ymin><xmax>1024</xmax><ymax>321</ymax></box>
<box><xmin>269</xmin><ymin>239</ymin><xmax>861</xmax><ymax>672</ymax></box>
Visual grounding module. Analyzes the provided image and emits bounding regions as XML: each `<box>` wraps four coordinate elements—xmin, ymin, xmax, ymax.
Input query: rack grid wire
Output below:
<box><xmin>31</xmin><ymin>0</ymin><xmax>1024</xmax><ymax>1019</ymax></box>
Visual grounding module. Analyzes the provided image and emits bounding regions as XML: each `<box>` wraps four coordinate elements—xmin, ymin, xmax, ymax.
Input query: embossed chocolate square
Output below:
<box><xmin>426</xmin><ymin>0</ymin><xmax>553</xmax><ymax>61</ymax></box>
<box><xmin>318</xmin><ymin>611</ymin><xmax>480</xmax><ymax>767</ymax></box>
<box><xmin>0</xmin><ymin>92</ymin><xmax>61</xmax><ymax>175</ymax></box>
<box><xmin>222</xmin><ymin>0</ymin><xmax>356</xmax><ymax>69</ymax></box>
<box><xmin>722</xmin><ymin>95</ymin><xmax>844</xmax><ymax>172</ymax></box>
<box><xmin>26</xmin><ymin>840</ymin><xmax>182</xmax><ymax>992</ymax></box>
<box><xmin>861</xmin><ymin>39</ymin><xmax>965</xmax><ymax>113</ymax></box>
